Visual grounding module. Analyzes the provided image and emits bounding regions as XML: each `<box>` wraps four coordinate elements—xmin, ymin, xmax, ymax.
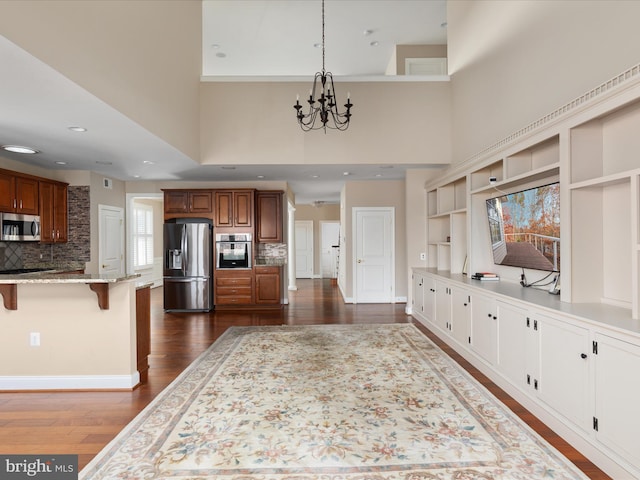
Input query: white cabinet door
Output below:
<box><xmin>471</xmin><ymin>293</ymin><xmax>498</xmax><ymax>365</ymax></box>
<box><xmin>594</xmin><ymin>333</ymin><xmax>640</xmax><ymax>469</ymax></box>
<box><xmin>497</xmin><ymin>302</ymin><xmax>529</xmax><ymax>389</ymax></box>
<box><xmin>451</xmin><ymin>287</ymin><xmax>471</xmax><ymax>347</ymax></box>
<box><xmin>423</xmin><ymin>276</ymin><xmax>436</xmax><ymax>323</ymax></box>
<box><xmin>412</xmin><ymin>272</ymin><xmax>425</xmax><ymax>320</ymax></box>
<box><xmin>435</xmin><ymin>280</ymin><xmax>451</xmax><ymax>333</ymax></box>
<box><xmin>538</xmin><ymin>314</ymin><xmax>590</xmax><ymax>430</ymax></box>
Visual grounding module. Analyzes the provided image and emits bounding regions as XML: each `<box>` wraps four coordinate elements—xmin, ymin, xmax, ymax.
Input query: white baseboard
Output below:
<box><xmin>395</xmin><ymin>296</ymin><xmax>407</xmax><ymax>303</ymax></box>
<box><xmin>0</xmin><ymin>373</ymin><xmax>140</xmax><ymax>391</ymax></box>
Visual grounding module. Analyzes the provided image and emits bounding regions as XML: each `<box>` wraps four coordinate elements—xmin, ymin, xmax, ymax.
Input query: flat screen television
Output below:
<box><xmin>486</xmin><ymin>182</ymin><xmax>560</xmax><ymax>272</ymax></box>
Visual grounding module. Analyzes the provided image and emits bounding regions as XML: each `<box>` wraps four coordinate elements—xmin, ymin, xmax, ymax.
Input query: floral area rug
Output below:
<box><xmin>80</xmin><ymin>324</ymin><xmax>588</xmax><ymax>479</ymax></box>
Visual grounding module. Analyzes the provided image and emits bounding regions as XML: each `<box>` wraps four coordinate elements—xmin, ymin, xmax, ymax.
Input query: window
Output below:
<box><xmin>133</xmin><ymin>204</ymin><xmax>153</xmax><ymax>269</ymax></box>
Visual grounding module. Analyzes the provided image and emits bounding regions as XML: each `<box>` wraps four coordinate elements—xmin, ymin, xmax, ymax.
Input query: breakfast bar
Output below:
<box><xmin>0</xmin><ymin>272</ymin><xmax>151</xmax><ymax>391</ymax></box>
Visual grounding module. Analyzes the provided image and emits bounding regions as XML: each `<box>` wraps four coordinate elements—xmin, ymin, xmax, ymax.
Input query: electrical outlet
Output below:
<box><xmin>419</xmin><ymin>252</ymin><xmax>426</xmax><ymax>261</ymax></box>
<box><xmin>30</xmin><ymin>332</ymin><xmax>40</xmax><ymax>347</ymax></box>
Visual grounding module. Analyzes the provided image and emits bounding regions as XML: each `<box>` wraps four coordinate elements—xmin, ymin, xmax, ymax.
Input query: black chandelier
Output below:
<box><xmin>294</xmin><ymin>0</ymin><xmax>353</xmax><ymax>132</ymax></box>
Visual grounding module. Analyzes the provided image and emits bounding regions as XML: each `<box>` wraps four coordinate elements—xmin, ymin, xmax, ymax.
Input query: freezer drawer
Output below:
<box><xmin>164</xmin><ymin>277</ymin><xmax>212</xmax><ymax>311</ymax></box>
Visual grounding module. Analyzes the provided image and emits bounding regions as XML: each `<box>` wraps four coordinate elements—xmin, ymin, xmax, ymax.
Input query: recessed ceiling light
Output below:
<box><xmin>133</xmin><ymin>175</ymin><xmax>140</xmax><ymax>178</ymax></box>
<box><xmin>311</xmin><ymin>175</ymin><xmax>319</xmax><ymax>178</ymax></box>
<box><xmin>96</xmin><ymin>161</ymin><xmax>112</xmax><ymax>165</ymax></box>
<box><xmin>143</xmin><ymin>160</ymin><xmax>155</xmax><ymax>165</ymax></box>
<box><xmin>54</xmin><ymin>161</ymin><xmax>67</xmax><ymax>165</ymax></box>
<box><xmin>216</xmin><ymin>52</ymin><xmax>227</xmax><ymax>58</ymax></box>
<box><xmin>343</xmin><ymin>171</ymin><xmax>351</xmax><ymax>176</ymax></box>
<box><xmin>221</xmin><ymin>166</ymin><xmax>236</xmax><ymax>170</ymax></box>
<box><xmin>441</xmin><ymin>22</ymin><xmax>448</xmax><ymax>28</ymax></box>
<box><xmin>211</xmin><ymin>43</ymin><xmax>221</xmax><ymax>49</ymax></box>
<box><xmin>375</xmin><ymin>174</ymin><xmax>382</xmax><ymax>177</ymax></box>
<box><xmin>363</xmin><ymin>29</ymin><xmax>373</xmax><ymax>36</ymax></box>
<box><xmin>370</xmin><ymin>41</ymin><xmax>379</xmax><ymax>47</ymax></box>
<box><xmin>68</xmin><ymin>126</ymin><xmax>87</xmax><ymax>132</ymax></box>
<box><xmin>257</xmin><ymin>175</ymin><xmax>265</xmax><ymax>179</ymax></box>
<box><xmin>1</xmin><ymin>145</ymin><xmax>39</xmax><ymax>154</ymax></box>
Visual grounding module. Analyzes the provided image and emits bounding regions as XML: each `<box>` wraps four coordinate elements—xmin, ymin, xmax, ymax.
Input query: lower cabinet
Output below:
<box><xmin>411</xmin><ymin>268</ymin><xmax>640</xmax><ymax>477</ymax></box>
<box><xmin>470</xmin><ymin>293</ymin><xmax>498</xmax><ymax>365</ymax></box>
<box><xmin>215</xmin><ymin>271</ymin><xmax>253</xmax><ymax>305</ymax></box>
<box><xmin>593</xmin><ymin>333</ymin><xmax>640</xmax><ymax>468</ymax></box>
<box><xmin>255</xmin><ymin>266</ymin><xmax>281</xmax><ymax>305</ymax></box>
<box><xmin>450</xmin><ymin>286</ymin><xmax>471</xmax><ymax>346</ymax></box>
<box><xmin>538</xmin><ymin>314</ymin><xmax>590</xmax><ymax>430</ymax></box>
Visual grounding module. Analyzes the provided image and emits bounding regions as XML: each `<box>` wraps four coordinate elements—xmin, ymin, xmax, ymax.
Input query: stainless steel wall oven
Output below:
<box><xmin>216</xmin><ymin>233</ymin><xmax>252</xmax><ymax>269</ymax></box>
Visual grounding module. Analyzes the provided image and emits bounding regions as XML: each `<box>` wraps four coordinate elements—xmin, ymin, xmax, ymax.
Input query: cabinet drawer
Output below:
<box><xmin>216</xmin><ymin>295</ymin><xmax>253</xmax><ymax>305</ymax></box>
<box><xmin>216</xmin><ymin>276</ymin><xmax>252</xmax><ymax>286</ymax></box>
<box><xmin>216</xmin><ymin>286</ymin><xmax>252</xmax><ymax>296</ymax></box>
<box><xmin>255</xmin><ymin>266</ymin><xmax>280</xmax><ymax>274</ymax></box>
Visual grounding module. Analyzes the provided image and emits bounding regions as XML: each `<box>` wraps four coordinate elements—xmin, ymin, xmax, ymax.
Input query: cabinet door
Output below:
<box><xmin>497</xmin><ymin>302</ymin><xmax>529</xmax><ymax>388</ymax></box>
<box><xmin>234</xmin><ymin>191</ymin><xmax>253</xmax><ymax>227</ymax></box>
<box><xmin>165</xmin><ymin>191</ymin><xmax>189</xmax><ymax>214</ymax></box>
<box><xmin>470</xmin><ymin>293</ymin><xmax>497</xmax><ymax>365</ymax></box>
<box><xmin>538</xmin><ymin>315</ymin><xmax>590</xmax><ymax>429</ymax></box>
<box><xmin>53</xmin><ymin>183</ymin><xmax>68</xmax><ymax>242</ymax></box>
<box><xmin>423</xmin><ymin>276</ymin><xmax>436</xmax><ymax>323</ymax></box>
<box><xmin>189</xmin><ymin>191</ymin><xmax>212</xmax><ymax>213</ymax></box>
<box><xmin>594</xmin><ymin>334</ymin><xmax>640</xmax><ymax>468</ymax></box>
<box><xmin>435</xmin><ymin>281</ymin><xmax>451</xmax><ymax>332</ymax></box>
<box><xmin>39</xmin><ymin>181</ymin><xmax>55</xmax><ymax>243</ymax></box>
<box><xmin>412</xmin><ymin>273</ymin><xmax>425</xmax><ymax>320</ymax></box>
<box><xmin>214</xmin><ymin>191</ymin><xmax>233</xmax><ymax>227</ymax></box>
<box><xmin>0</xmin><ymin>172</ymin><xmax>15</xmax><ymax>212</ymax></box>
<box><xmin>15</xmin><ymin>177</ymin><xmax>39</xmax><ymax>214</ymax></box>
<box><xmin>255</xmin><ymin>267</ymin><xmax>281</xmax><ymax>304</ymax></box>
<box><xmin>256</xmin><ymin>192</ymin><xmax>282</xmax><ymax>242</ymax></box>
<box><xmin>451</xmin><ymin>287</ymin><xmax>471</xmax><ymax>346</ymax></box>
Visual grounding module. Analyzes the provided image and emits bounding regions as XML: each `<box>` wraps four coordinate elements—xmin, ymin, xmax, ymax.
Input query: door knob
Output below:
<box><xmin>357</xmin><ymin>259</ymin><xmax>363</xmax><ymax>263</ymax></box>
<box><xmin>102</xmin><ymin>264</ymin><xmax>108</xmax><ymax>269</ymax></box>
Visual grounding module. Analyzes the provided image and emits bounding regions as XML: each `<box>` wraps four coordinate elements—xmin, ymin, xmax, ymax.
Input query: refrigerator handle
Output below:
<box><xmin>181</xmin><ymin>224</ymin><xmax>188</xmax><ymax>276</ymax></box>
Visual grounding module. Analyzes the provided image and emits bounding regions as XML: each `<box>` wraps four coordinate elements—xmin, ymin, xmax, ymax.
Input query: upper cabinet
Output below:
<box><xmin>164</xmin><ymin>190</ymin><xmax>212</xmax><ymax>219</ymax></box>
<box><xmin>255</xmin><ymin>191</ymin><xmax>283</xmax><ymax>243</ymax></box>
<box><xmin>0</xmin><ymin>170</ymin><xmax>39</xmax><ymax>215</ymax></box>
<box><xmin>214</xmin><ymin>190</ymin><xmax>253</xmax><ymax>228</ymax></box>
<box><xmin>39</xmin><ymin>180</ymin><xmax>68</xmax><ymax>243</ymax></box>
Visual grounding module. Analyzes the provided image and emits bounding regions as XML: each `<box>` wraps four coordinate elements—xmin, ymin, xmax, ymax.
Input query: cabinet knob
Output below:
<box><xmin>581</xmin><ymin>353</ymin><xmax>587</xmax><ymax>359</ymax></box>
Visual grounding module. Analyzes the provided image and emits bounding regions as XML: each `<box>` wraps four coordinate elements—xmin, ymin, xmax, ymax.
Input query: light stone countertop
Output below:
<box><xmin>0</xmin><ymin>271</ymin><xmax>140</xmax><ymax>284</ymax></box>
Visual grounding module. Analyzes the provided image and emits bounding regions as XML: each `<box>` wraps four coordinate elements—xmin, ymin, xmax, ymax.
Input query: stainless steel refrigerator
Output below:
<box><xmin>163</xmin><ymin>221</ymin><xmax>213</xmax><ymax>311</ymax></box>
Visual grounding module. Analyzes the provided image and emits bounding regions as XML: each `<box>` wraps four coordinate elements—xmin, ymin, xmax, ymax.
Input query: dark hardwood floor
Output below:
<box><xmin>0</xmin><ymin>279</ymin><xmax>609</xmax><ymax>478</ymax></box>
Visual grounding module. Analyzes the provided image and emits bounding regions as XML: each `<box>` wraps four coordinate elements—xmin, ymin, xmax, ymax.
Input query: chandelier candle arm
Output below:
<box><xmin>293</xmin><ymin>0</ymin><xmax>353</xmax><ymax>132</ymax></box>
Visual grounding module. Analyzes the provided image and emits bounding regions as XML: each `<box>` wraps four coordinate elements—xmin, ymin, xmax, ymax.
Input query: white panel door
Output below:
<box><xmin>353</xmin><ymin>208</ymin><xmax>393</xmax><ymax>303</ymax></box>
<box><xmin>99</xmin><ymin>204</ymin><xmax>124</xmax><ymax>275</ymax></box>
<box><xmin>320</xmin><ymin>221</ymin><xmax>340</xmax><ymax>278</ymax></box>
<box><xmin>295</xmin><ymin>220</ymin><xmax>314</xmax><ymax>278</ymax></box>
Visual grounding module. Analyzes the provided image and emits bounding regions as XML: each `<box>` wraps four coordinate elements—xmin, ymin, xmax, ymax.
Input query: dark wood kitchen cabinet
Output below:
<box><xmin>214</xmin><ymin>190</ymin><xmax>253</xmax><ymax>228</ymax></box>
<box><xmin>39</xmin><ymin>180</ymin><xmax>68</xmax><ymax>243</ymax></box>
<box><xmin>214</xmin><ymin>269</ymin><xmax>254</xmax><ymax>306</ymax></box>
<box><xmin>255</xmin><ymin>266</ymin><xmax>281</xmax><ymax>305</ymax></box>
<box><xmin>163</xmin><ymin>190</ymin><xmax>213</xmax><ymax>219</ymax></box>
<box><xmin>0</xmin><ymin>169</ymin><xmax>39</xmax><ymax>214</ymax></box>
<box><xmin>256</xmin><ymin>191</ymin><xmax>283</xmax><ymax>243</ymax></box>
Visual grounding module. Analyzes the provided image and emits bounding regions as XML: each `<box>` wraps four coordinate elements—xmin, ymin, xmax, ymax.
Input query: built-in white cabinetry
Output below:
<box><xmin>470</xmin><ymin>293</ymin><xmax>498</xmax><ymax>365</ymax></box>
<box><xmin>414</xmin><ymin>65</ymin><xmax>640</xmax><ymax>479</ymax></box>
<box><xmin>537</xmin><ymin>314</ymin><xmax>590</xmax><ymax>431</ymax></box>
<box><xmin>593</xmin><ymin>333</ymin><xmax>640</xmax><ymax>470</ymax></box>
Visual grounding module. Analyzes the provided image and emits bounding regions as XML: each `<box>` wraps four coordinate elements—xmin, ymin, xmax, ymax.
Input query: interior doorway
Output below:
<box><xmin>295</xmin><ymin>220</ymin><xmax>314</xmax><ymax>278</ymax></box>
<box><xmin>320</xmin><ymin>221</ymin><xmax>340</xmax><ymax>279</ymax></box>
<box><xmin>98</xmin><ymin>204</ymin><xmax>124</xmax><ymax>276</ymax></box>
<box><xmin>352</xmin><ymin>207</ymin><xmax>394</xmax><ymax>303</ymax></box>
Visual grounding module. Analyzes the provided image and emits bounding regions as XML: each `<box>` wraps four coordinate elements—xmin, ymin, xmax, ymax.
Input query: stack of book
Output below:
<box><xmin>471</xmin><ymin>272</ymin><xmax>500</xmax><ymax>281</ymax></box>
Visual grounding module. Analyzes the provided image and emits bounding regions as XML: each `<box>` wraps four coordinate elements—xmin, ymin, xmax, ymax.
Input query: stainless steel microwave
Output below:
<box><xmin>0</xmin><ymin>213</ymin><xmax>41</xmax><ymax>241</ymax></box>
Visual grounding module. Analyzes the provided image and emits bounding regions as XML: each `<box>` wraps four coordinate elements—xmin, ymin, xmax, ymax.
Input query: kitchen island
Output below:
<box><xmin>0</xmin><ymin>272</ymin><xmax>150</xmax><ymax>390</ymax></box>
